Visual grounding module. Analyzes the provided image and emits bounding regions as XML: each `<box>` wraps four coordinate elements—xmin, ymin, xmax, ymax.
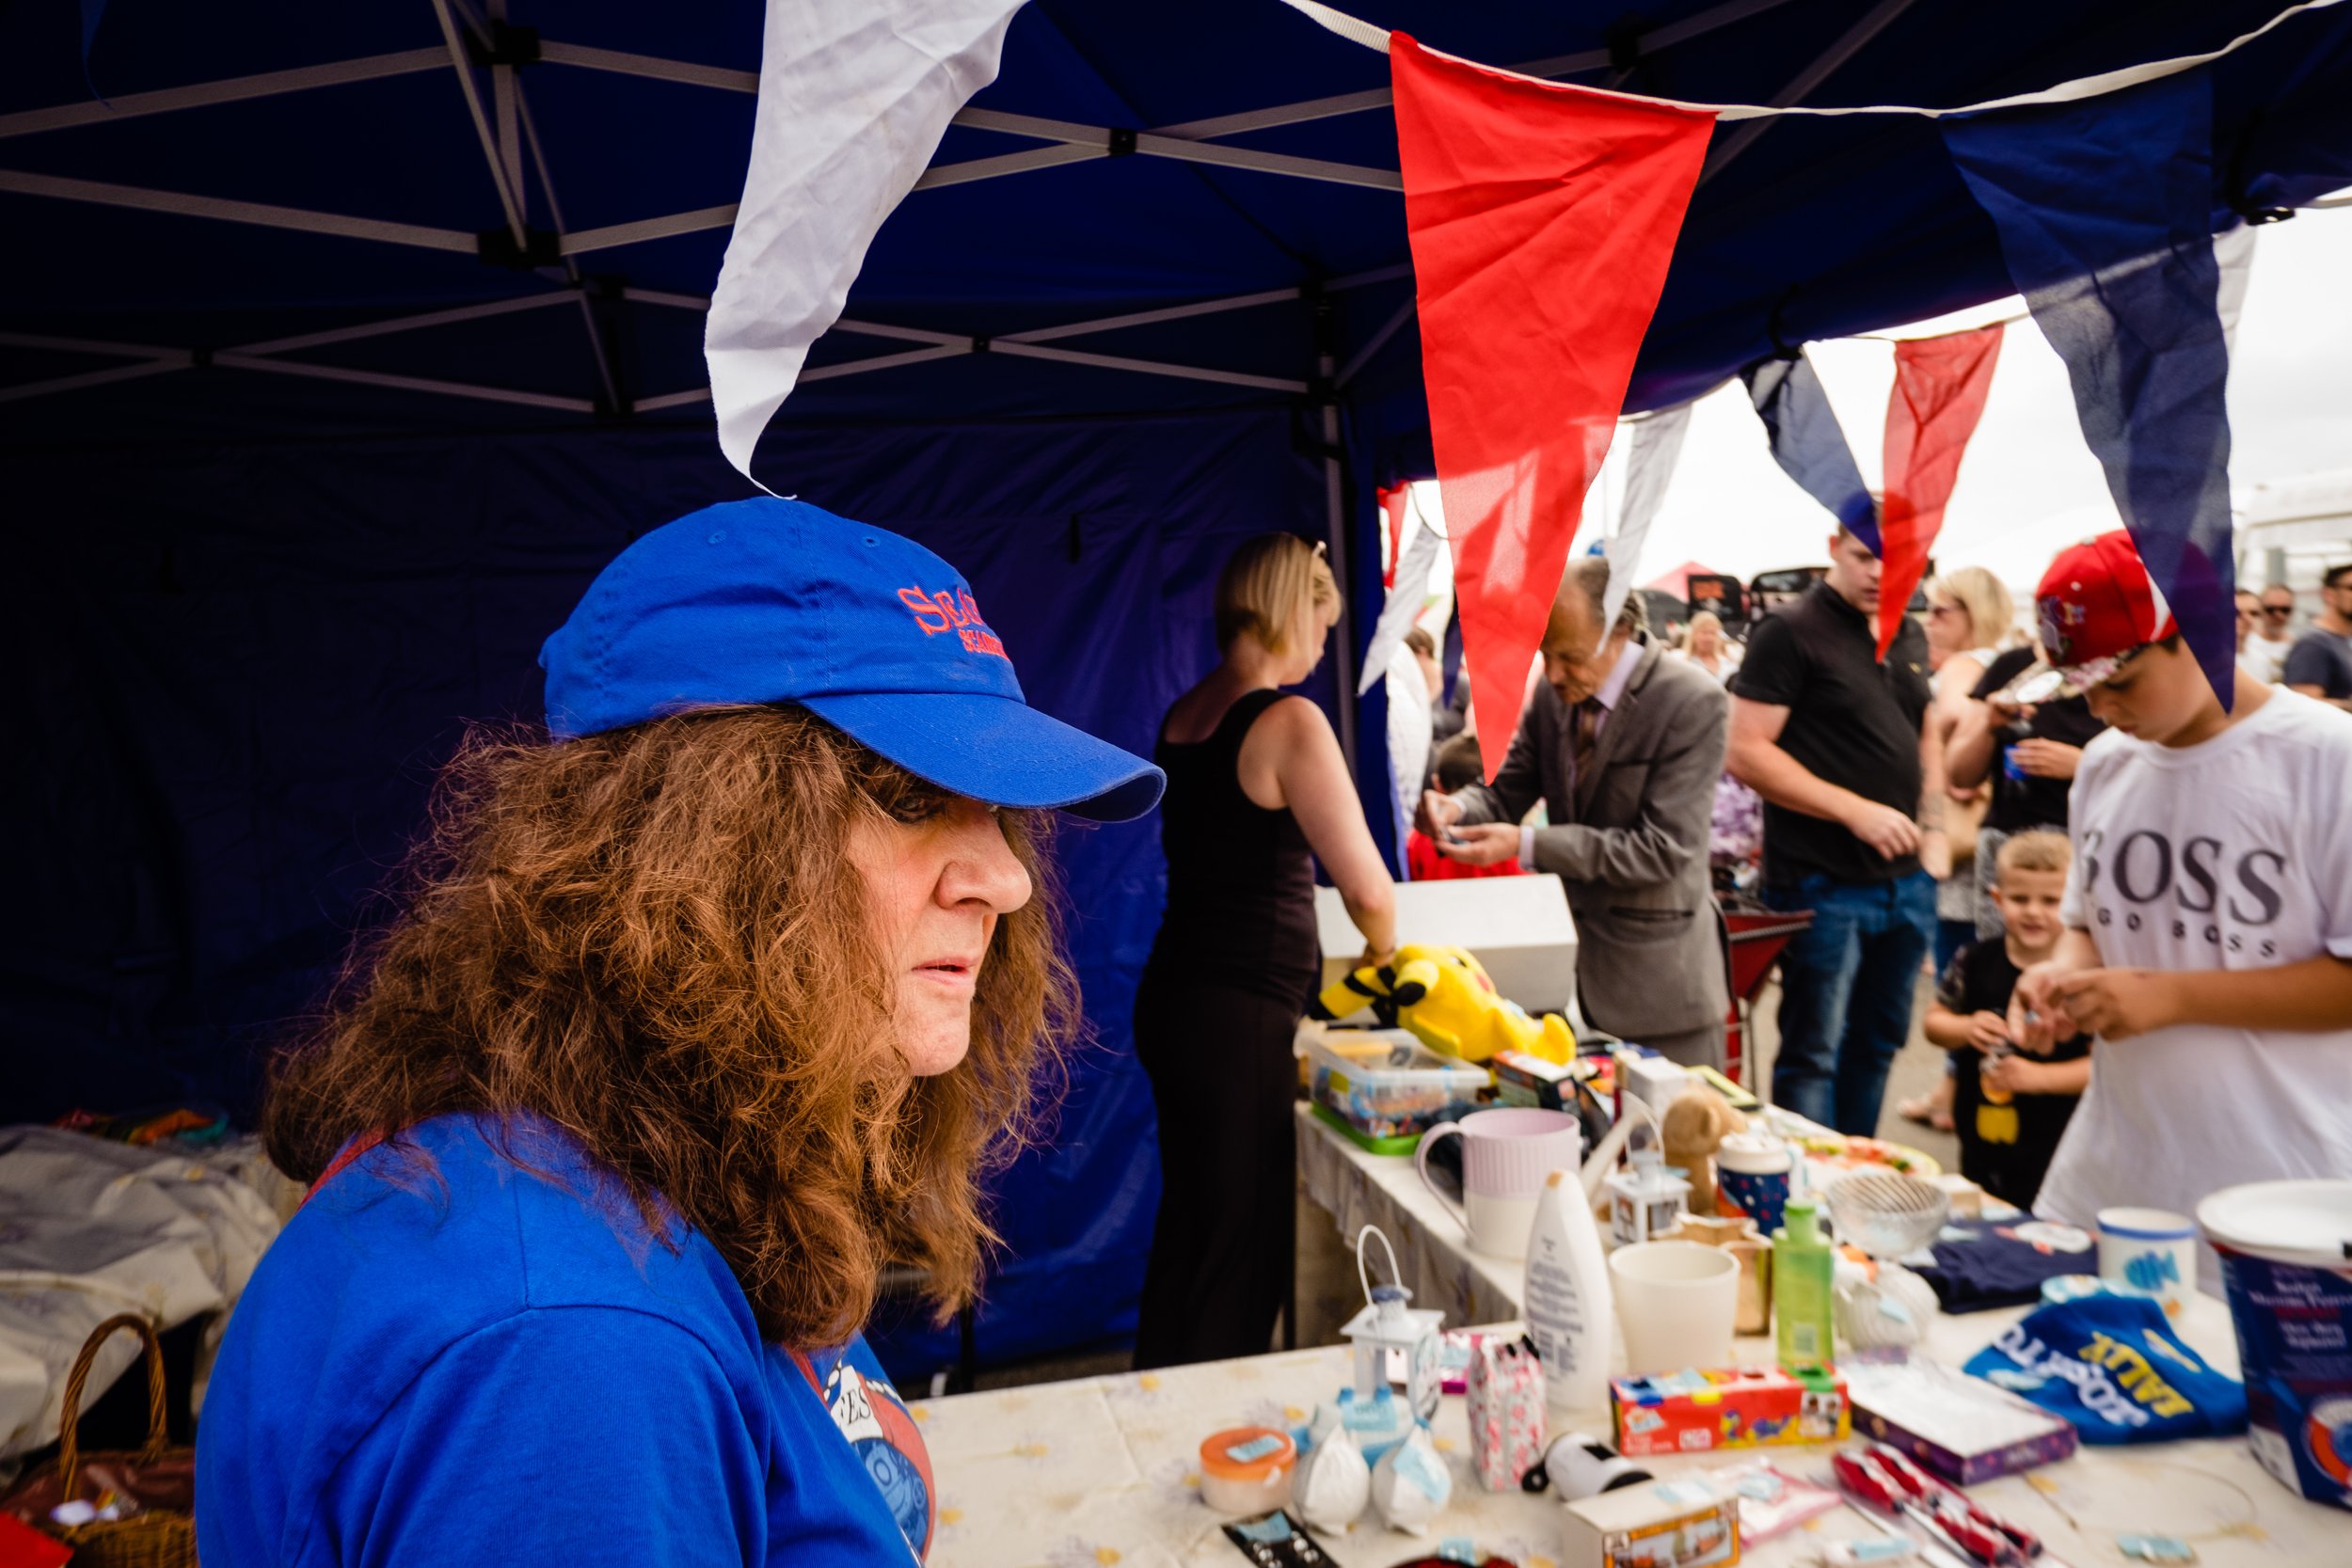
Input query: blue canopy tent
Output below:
<box><xmin>7</xmin><ymin>0</ymin><xmax>2351</xmax><ymax>1376</ymax></box>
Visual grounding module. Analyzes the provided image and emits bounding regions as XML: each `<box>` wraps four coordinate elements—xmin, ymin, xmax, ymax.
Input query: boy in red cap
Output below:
<box><xmin>2010</xmin><ymin>531</ymin><xmax>2352</xmax><ymax>1290</ymax></box>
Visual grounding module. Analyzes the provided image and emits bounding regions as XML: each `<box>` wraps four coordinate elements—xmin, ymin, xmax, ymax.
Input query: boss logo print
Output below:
<box><xmin>897</xmin><ymin>585</ymin><xmax>1008</xmax><ymax>659</ymax></box>
<box><xmin>2079</xmin><ymin>828</ymin><xmax>2285</xmax><ymax>958</ymax></box>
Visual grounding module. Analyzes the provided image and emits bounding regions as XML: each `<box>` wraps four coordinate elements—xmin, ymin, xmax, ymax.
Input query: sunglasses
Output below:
<box><xmin>2262</xmin><ymin>605</ymin><xmax>2295</xmax><ymax>617</ymax></box>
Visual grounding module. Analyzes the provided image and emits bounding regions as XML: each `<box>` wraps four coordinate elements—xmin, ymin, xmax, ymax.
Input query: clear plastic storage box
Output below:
<box><xmin>1307</xmin><ymin>1029</ymin><xmax>1490</xmax><ymax>1152</ymax></box>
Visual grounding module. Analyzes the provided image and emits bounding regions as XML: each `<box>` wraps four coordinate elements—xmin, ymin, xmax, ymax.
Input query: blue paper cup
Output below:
<box><xmin>1715</xmin><ymin>1133</ymin><xmax>1793</xmax><ymax>1239</ymax></box>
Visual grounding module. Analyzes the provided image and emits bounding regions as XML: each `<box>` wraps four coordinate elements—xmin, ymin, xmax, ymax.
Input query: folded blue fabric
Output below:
<box><xmin>1963</xmin><ymin>1294</ymin><xmax>2247</xmax><ymax>1444</ymax></box>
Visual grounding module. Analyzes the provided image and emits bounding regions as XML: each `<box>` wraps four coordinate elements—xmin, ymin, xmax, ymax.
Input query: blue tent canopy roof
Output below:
<box><xmin>7</xmin><ymin>0</ymin><xmax>2350</xmax><ymax>445</ymax></box>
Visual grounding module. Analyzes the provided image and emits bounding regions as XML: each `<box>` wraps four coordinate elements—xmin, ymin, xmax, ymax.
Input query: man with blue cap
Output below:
<box><xmin>199</xmin><ymin>498</ymin><xmax>1162</xmax><ymax>1567</ymax></box>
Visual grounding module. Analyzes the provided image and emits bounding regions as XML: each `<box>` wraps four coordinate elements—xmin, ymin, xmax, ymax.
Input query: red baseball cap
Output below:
<box><xmin>2016</xmin><ymin>531</ymin><xmax>2178</xmax><ymax>701</ymax></box>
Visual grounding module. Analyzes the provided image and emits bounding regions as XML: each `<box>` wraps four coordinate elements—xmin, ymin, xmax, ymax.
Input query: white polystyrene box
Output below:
<box><xmin>1314</xmin><ymin>874</ymin><xmax>1579</xmax><ymax>1017</ymax></box>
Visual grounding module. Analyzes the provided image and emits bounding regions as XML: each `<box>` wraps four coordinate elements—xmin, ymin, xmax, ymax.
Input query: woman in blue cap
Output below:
<box><xmin>195</xmin><ymin>499</ymin><xmax>1163</xmax><ymax>1567</ymax></box>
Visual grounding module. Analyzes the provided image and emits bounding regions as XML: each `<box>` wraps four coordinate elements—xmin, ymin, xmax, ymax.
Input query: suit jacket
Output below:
<box><xmin>1453</xmin><ymin>635</ymin><xmax>1730</xmax><ymax>1039</ymax></box>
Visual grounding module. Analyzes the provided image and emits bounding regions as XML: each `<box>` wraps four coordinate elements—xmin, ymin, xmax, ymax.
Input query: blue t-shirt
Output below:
<box><xmin>197</xmin><ymin>1113</ymin><xmax>933</xmax><ymax>1566</ymax></box>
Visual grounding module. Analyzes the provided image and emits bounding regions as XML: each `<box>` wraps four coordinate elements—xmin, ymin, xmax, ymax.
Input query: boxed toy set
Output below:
<box><xmin>1611</xmin><ymin>1364</ymin><xmax>1850</xmax><ymax>1458</ymax></box>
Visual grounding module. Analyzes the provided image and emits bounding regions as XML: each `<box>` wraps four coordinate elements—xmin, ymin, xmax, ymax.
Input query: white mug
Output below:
<box><xmin>1416</xmin><ymin>1107</ymin><xmax>1582</xmax><ymax>1260</ymax></box>
<box><xmin>1609</xmin><ymin>1242</ymin><xmax>1740</xmax><ymax>1374</ymax></box>
<box><xmin>2097</xmin><ymin>1207</ymin><xmax>2198</xmax><ymax>1315</ymax></box>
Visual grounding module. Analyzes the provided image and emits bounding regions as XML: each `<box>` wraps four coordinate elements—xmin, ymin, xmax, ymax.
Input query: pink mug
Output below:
<box><xmin>1416</xmin><ymin>1107</ymin><xmax>1583</xmax><ymax>1259</ymax></box>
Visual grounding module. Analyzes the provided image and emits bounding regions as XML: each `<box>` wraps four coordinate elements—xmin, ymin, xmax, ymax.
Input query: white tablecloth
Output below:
<box><xmin>914</xmin><ymin>1293</ymin><xmax>2348</xmax><ymax>1568</ymax></box>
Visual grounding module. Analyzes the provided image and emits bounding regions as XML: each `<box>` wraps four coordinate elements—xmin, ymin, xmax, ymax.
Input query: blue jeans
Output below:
<box><xmin>1763</xmin><ymin>871</ymin><xmax>1937</xmax><ymax>1135</ymax></box>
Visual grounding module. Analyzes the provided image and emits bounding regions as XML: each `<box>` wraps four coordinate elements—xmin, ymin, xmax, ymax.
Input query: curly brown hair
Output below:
<box><xmin>262</xmin><ymin>705</ymin><xmax>1078</xmax><ymax>1349</ymax></box>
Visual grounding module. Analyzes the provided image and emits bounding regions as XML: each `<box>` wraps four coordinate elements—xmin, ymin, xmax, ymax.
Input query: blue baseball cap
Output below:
<box><xmin>540</xmin><ymin>498</ymin><xmax>1164</xmax><ymax>821</ymax></box>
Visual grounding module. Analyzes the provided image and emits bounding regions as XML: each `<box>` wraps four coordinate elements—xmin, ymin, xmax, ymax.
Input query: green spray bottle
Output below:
<box><xmin>1772</xmin><ymin>1196</ymin><xmax>1836</xmax><ymax>1370</ymax></box>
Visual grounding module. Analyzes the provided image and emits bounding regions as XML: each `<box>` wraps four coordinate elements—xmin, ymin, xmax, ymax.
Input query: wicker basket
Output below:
<box><xmin>1</xmin><ymin>1313</ymin><xmax>199</xmax><ymax>1568</ymax></box>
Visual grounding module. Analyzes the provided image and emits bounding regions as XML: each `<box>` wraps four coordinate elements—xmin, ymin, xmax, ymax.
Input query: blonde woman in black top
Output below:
<box><xmin>1133</xmin><ymin>533</ymin><xmax>1396</xmax><ymax>1367</ymax></box>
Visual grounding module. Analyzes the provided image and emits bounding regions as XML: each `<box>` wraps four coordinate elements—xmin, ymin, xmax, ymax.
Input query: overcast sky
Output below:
<box><xmin>1413</xmin><ymin>201</ymin><xmax>2352</xmax><ymax>599</ymax></box>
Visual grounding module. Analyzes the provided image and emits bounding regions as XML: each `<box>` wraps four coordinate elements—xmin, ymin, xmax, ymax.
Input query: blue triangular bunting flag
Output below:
<box><xmin>1744</xmin><ymin>351</ymin><xmax>1880</xmax><ymax>555</ymax></box>
<box><xmin>1943</xmin><ymin>74</ymin><xmax>2239</xmax><ymax>706</ymax></box>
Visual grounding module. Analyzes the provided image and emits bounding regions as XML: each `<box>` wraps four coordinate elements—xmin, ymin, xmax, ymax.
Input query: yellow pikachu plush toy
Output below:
<box><xmin>1309</xmin><ymin>943</ymin><xmax>1574</xmax><ymax>1065</ymax></box>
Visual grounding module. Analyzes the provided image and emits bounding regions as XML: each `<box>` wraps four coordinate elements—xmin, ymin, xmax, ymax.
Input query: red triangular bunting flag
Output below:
<box><xmin>1391</xmin><ymin>33</ymin><xmax>1715</xmax><ymax>782</ymax></box>
<box><xmin>1378</xmin><ymin>483</ymin><xmax>1409</xmax><ymax>587</ymax></box>
<box><xmin>1879</xmin><ymin>324</ymin><xmax>2003</xmax><ymax>656</ymax></box>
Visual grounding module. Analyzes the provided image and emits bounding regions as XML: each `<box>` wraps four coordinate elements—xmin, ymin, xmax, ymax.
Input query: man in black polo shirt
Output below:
<box><xmin>1729</xmin><ymin>528</ymin><xmax>1948</xmax><ymax>1133</ymax></box>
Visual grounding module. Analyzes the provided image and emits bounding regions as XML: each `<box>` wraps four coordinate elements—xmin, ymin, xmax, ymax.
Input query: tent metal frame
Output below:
<box><xmin>0</xmin><ymin>0</ymin><xmax>1819</xmax><ymax>414</ymax></box>
<box><xmin>0</xmin><ymin>0</ymin><xmax>1843</xmax><ymax>752</ymax></box>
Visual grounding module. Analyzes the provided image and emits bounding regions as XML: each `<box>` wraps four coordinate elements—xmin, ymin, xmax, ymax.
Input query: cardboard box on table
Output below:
<box><xmin>1559</xmin><ymin>1474</ymin><xmax>1740</xmax><ymax>1568</ymax></box>
<box><xmin>1313</xmin><ymin>874</ymin><xmax>1580</xmax><ymax>1017</ymax></box>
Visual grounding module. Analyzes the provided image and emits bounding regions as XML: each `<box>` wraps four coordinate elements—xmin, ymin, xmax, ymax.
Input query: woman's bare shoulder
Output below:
<box><xmin>1238</xmin><ymin>694</ymin><xmax>1336</xmax><ymax>768</ymax></box>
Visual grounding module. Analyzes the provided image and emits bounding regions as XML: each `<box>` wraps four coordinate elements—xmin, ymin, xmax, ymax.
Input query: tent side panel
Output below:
<box><xmin>1</xmin><ymin>407</ymin><xmax>1325</xmax><ymax>1368</ymax></box>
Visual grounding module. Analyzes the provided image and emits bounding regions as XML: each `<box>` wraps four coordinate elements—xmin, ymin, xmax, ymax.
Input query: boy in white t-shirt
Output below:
<box><xmin>2009</xmin><ymin>531</ymin><xmax>2352</xmax><ymax>1291</ymax></box>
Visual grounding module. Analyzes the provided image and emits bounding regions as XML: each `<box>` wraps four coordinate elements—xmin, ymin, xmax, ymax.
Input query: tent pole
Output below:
<box><xmin>1324</xmin><ymin>415</ymin><xmax>1357</xmax><ymax>773</ymax></box>
<box><xmin>563</xmin><ymin>206</ymin><xmax>738</xmax><ymax>255</ymax></box>
<box><xmin>1698</xmin><ymin>0</ymin><xmax>1918</xmax><ymax>184</ymax></box>
<box><xmin>0</xmin><ymin>51</ymin><xmax>449</xmax><ymax>140</ymax></box>
<box><xmin>428</xmin><ymin>0</ymin><xmax>529</xmax><ymax>247</ymax></box>
<box><xmin>0</xmin><ymin>168</ymin><xmax>475</xmax><ymax>250</ymax></box>
<box><xmin>1313</xmin><ymin>290</ymin><xmax>1359</xmax><ymax>774</ymax></box>
<box><xmin>1337</xmin><ymin>298</ymin><xmax>1414</xmax><ymax>388</ymax></box>
<box><xmin>505</xmin><ymin>88</ymin><xmax>628</xmax><ymax>414</ymax></box>
<box><xmin>1153</xmin><ymin>0</ymin><xmax>1804</xmax><ymax>139</ymax></box>
<box><xmin>922</xmin><ymin>114</ymin><xmax>1401</xmax><ymax>193</ymax></box>
<box><xmin>0</xmin><ymin>356</ymin><xmax>192</xmax><ymax>405</ymax></box>
<box><xmin>486</xmin><ymin>0</ymin><xmax>527</xmax><ymax>214</ymax></box>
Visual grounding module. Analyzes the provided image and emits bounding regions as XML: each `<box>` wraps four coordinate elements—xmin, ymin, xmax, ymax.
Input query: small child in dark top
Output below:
<box><xmin>1923</xmin><ymin>832</ymin><xmax>2091</xmax><ymax>1208</ymax></box>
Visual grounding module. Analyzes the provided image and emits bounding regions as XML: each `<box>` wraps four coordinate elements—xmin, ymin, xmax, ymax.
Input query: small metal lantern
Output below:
<box><xmin>1341</xmin><ymin>1227</ymin><xmax>1446</xmax><ymax>1422</ymax></box>
<box><xmin>1607</xmin><ymin>1135</ymin><xmax>1692</xmax><ymax>1247</ymax></box>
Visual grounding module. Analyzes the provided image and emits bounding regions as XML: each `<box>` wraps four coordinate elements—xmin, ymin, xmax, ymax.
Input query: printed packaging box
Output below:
<box><xmin>1845</xmin><ymin>1358</ymin><xmax>2078</xmax><ymax>1484</ymax></box>
<box><xmin>1611</xmin><ymin>1364</ymin><xmax>1849</xmax><ymax>1457</ymax></box>
<box><xmin>1561</xmin><ymin>1474</ymin><xmax>1740</xmax><ymax>1568</ymax></box>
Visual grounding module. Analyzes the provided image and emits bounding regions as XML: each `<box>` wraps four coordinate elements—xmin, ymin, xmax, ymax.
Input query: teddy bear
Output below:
<box><xmin>1659</xmin><ymin>1083</ymin><xmax>1749</xmax><ymax>1216</ymax></box>
<box><xmin>1309</xmin><ymin>943</ymin><xmax>1575</xmax><ymax>1065</ymax></box>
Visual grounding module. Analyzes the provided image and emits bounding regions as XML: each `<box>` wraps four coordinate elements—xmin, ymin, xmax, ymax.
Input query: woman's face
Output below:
<box><xmin>1925</xmin><ymin>594</ymin><xmax>1974</xmax><ymax>656</ymax></box>
<box><xmin>847</xmin><ymin>795</ymin><xmax>1033</xmax><ymax>1076</ymax></box>
<box><xmin>1691</xmin><ymin>622</ymin><xmax>1720</xmax><ymax>658</ymax></box>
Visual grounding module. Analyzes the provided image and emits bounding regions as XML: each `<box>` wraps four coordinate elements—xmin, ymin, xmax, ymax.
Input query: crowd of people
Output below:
<box><xmin>1708</xmin><ymin>531</ymin><xmax>2352</xmax><ymax>1227</ymax></box>
<box><xmin>1396</xmin><ymin>526</ymin><xmax>2351</xmax><ymax>1234</ymax></box>
<box><xmin>1131</xmin><ymin>515</ymin><xmax>2351</xmax><ymax>1364</ymax></box>
<box><xmin>2237</xmin><ymin>562</ymin><xmax>2352</xmax><ymax>706</ymax></box>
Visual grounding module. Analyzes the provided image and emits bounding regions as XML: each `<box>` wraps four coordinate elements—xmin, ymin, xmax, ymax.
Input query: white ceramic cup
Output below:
<box><xmin>2097</xmin><ymin>1207</ymin><xmax>2199</xmax><ymax>1315</ymax></box>
<box><xmin>1608</xmin><ymin>1241</ymin><xmax>1740</xmax><ymax>1373</ymax></box>
<box><xmin>1416</xmin><ymin>1107</ymin><xmax>1582</xmax><ymax>1260</ymax></box>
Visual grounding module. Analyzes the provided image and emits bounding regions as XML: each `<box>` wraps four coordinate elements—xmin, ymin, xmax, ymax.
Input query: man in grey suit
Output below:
<box><xmin>1417</xmin><ymin>558</ymin><xmax>1732</xmax><ymax>1066</ymax></box>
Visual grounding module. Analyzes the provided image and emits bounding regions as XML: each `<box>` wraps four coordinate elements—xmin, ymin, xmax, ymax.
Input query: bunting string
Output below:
<box><xmin>1277</xmin><ymin>0</ymin><xmax>2345</xmax><ymax>121</ymax></box>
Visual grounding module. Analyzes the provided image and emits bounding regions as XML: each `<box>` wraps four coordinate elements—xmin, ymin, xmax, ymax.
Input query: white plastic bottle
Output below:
<box><xmin>1523</xmin><ymin>1167</ymin><xmax>1613</xmax><ymax>1415</ymax></box>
